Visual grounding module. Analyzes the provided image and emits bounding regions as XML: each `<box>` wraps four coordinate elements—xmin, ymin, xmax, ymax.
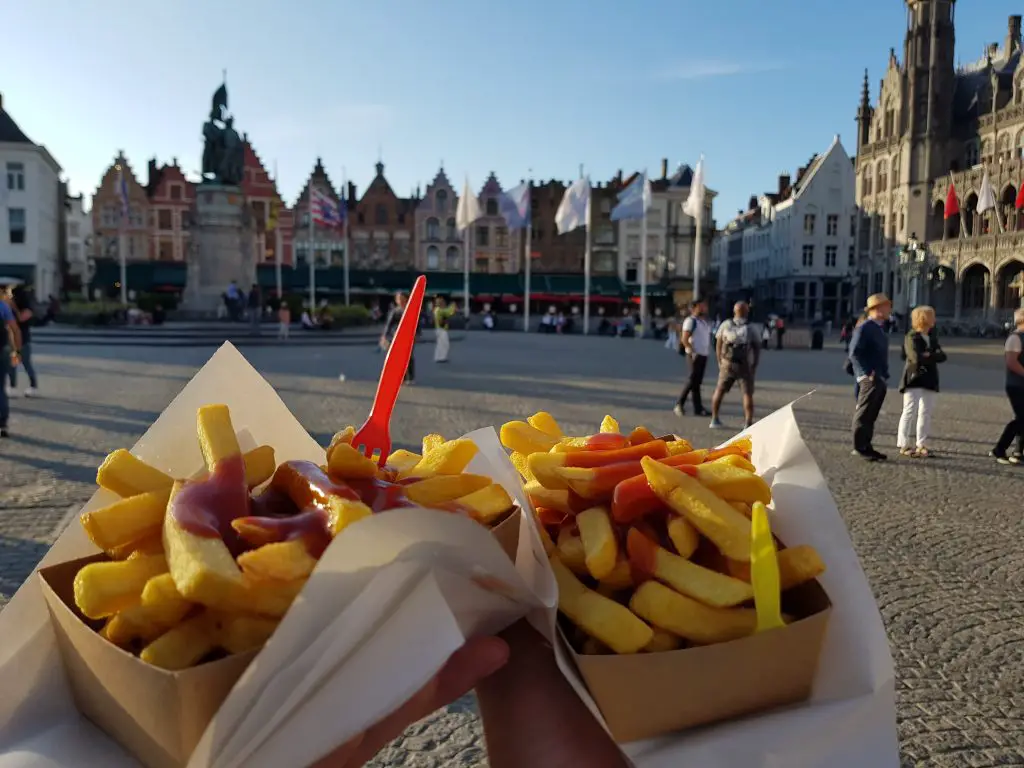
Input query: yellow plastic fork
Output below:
<box><xmin>750</xmin><ymin>501</ymin><xmax>785</xmax><ymax>632</ymax></box>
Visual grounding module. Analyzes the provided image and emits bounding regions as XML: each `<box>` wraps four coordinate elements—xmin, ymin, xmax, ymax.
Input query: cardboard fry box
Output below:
<box><xmin>562</xmin><ymin>577</ymin><xmax>831</xmax><ymax>744</ymax></box>
<box><xmin>38</xmin><ymin>555</ymin><xmax>256</xmax><ymax>768</ymax></box>
<box><xmin>490</xmin><ymin>505</ymin><xmax>521</xmax><ymax>561</ymax></box>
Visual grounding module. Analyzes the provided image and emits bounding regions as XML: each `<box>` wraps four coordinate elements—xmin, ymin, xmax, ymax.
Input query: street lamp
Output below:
<box><xmin>898</xmin><ymin>232</ymin><xmax>929</xmax><ymax>309</ymax></box>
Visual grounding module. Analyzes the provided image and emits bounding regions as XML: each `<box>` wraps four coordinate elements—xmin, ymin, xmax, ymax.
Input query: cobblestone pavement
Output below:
<box><xmin>1</xmin><ymin>334</ymin><xmax>1022</xmax><ymax>768</ymax></box>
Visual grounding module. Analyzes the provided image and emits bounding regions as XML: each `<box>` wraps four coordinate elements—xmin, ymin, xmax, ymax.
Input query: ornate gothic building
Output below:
<box><xmin>855</xmin><ymin>1</ymin><xmax>1024</xmax><ymax>318</ymax></box>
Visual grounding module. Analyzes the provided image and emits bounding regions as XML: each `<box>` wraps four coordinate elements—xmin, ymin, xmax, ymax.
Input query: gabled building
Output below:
<box><xmin>91</xmin><ymin>152</ymin><xmax>149</xmax><ymax>270</ymax></box>
<box><xmin>415</xmin><ymin>167</ymin><xmax>461</xmax><ymax>271</ymax></box>
<box><xmin>241</xmin><ymin>141</ymin><xmax>294</xmax><ymax>267</ymax></box>
<box><xmin>471</xmin><ymin>173</ymin><xmax>515</xmax><ymax>274</ymax></box>
<box><xmin>0</xmin><ymin>92</ymin><xmax>63</xmax><ymax>299</ymax></box>
<box><xmin>144</xmin><ymin>158</ymin><xmax>194</xmax><ymax>262</ymax></box>
<box><xmin>294</xmin><ymin>157</ymin><xmax>343</xmax><ymax>268</ymax></box>
<box><xmin>529</xmin><ymin>179</ymin><xmax>586</xmax><ymax>273</ymax></box>
<box><xmin>348</xmin><ymin>160</ymin><xmax>417</xmax><ymax>270</ymax></box>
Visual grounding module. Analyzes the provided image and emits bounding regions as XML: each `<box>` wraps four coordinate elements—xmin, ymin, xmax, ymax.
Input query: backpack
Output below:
<box><xmin>721</xmin><ymin>321</ymin><xmax>751</xmax><ymax>365</ymax></box>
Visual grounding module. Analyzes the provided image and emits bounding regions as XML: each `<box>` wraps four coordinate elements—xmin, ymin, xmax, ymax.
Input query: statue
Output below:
<box><xmin>200</xmin><ymin>81</ymin><xmax>245</xmax><ymax>186</ymax></box>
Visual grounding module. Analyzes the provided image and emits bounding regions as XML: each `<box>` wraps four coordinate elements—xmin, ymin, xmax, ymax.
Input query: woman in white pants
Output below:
<box><xmin>897</xmin><ymin>305</ymin><xmax>946</xmax><ymax>457</ymax></box>
<box><xmin>433</xmin><ymin>297</ymin><xmax>457</xmax><ymax>363</ymax></box>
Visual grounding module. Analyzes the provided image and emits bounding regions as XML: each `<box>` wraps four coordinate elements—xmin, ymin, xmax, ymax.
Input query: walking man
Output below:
<box><xmin>674</xmin><ymin>299</ymin><xmax>712</xmax><ymax>418</ymax></box>
<box><xmin>0</xmin><ymin>293</ymin><xmax>22</xmax><ymax>438</ymax></box>
<box><xmin>433</xmin><ymin>297</ymin><xmax>457</xmax><ymax>363</ymax></box>
<box><xmin>849</xmin><ymin>293</ymin><xmax>892</xmax><ymax>461</ymax></box>
<box><xmin>991</xmin><ymin>306</ymin><xmax>1024</xmax><ymax>464</ymax></box>
<box><xmin>709</xmin><ymin>301</ymin><xmax>760</xmax><ymax>430</ymax></box>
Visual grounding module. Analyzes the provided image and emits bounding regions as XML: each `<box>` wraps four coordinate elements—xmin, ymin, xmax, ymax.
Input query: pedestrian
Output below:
<box><xmin>6</xmin><ymin>285</ymin><xmax>38</xmax><ymax>397</ymax></box>
<box><xmin>226</xmin><ymin>281</ymin><xmax>242</xmax><ymax>321</ymax></box>
<box><xmin>664</xmin><ymin>308</ymin><xmax>680</xmax><ymax>351</ymax></box>
<box><xmin>247</xmin><ymin>284</ymin><xmax>262</xmax><ymax>335</ymax></box>
<box><xmin>775</xmin><ymin>316</ymin><xmax>786</xmax><ymax>350</ymax></box>
<box><xmin>382</xmin><ymin>290</ymin><xmax>415</xmax><ymax>384</ymax></box>
<box><xmin>0</xmin><ymin>293</ymin><xmax>23</xmax><ymax>438</ymax></box>
<box><xmin>849</xmin><ymin>293</ymin><xmax>892</xmax><ymax>462</ymax></box>
<box><xmin>897</xmin><ymin>305</ymin><xmax>946</xmax><ymax>458</ymax></box>
<box><xmin>674</xmin><ymin>300</ymin><xmax>712</xmax><ymax>418</ymax></box>
<box><xmin>991</xmin><ymin>306</ymin><xmax>1024</xmax><ymax>465</ymax></box>
<box><xmin>433</xmin><ymin>296</ymin><xmax>457</xmax><ymax>363</ymax></box>
<box><xmin>709</xmin><ymin>301</ymin><xmax>760</xmax><ymax>430</ymax></box>
<box><xmin>277</xmin><ymin>301</ymin><xmax>291</xmax><ymax>340</ymax></box>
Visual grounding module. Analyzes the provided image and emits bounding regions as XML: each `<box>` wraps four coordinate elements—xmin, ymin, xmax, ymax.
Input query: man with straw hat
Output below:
<box><xmin>848</xmin><ymin>293</ymin><xmax>892</xmax><ymax>461</ymax></box>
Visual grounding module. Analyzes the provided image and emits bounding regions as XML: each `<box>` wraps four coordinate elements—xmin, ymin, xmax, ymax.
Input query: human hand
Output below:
<box><xmin>311</xmin><ymin>636</ymin><xmax>510</xmax><ymax>767</ymax></box>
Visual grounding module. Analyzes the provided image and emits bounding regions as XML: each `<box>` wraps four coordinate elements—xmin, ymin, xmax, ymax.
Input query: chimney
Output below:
<box><xmin>748</xmin><ymin>196</ymin><xmax>757</xmax><ymax>211</ymax></box>
<box><xmin>778</xmin><ymin>174</ymin><xmax>791</xmax><ymax>194</ymax></box>
<box><xmin>1009</xmin><ymin>15</ymin><xmax>1022</xmax><ymax>51</ymax></box>
<box><xmin>660</xmin><ymin>158</ymin><xmax>668</xmax><ymax>179</ymax></box>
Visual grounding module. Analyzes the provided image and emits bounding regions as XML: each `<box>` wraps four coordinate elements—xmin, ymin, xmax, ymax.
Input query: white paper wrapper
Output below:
<box><xmin>0</xmin><ymin>343</ymin><xmax>551</xmax><ymax>768</ymax></box>
<box><xmin>519</xmin><ymin>402</ymin><xmax>900</xmax><ymax>768</ymax></box>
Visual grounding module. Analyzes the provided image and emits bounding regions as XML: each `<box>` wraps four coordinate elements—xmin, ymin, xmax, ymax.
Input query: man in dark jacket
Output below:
<box><xmin>992</xmin><ymin>307</ymin><xmax>1024</xmax><ymax>464</ymax></box>
<box><xmin>848</xmin><ymin>293</ymin><xmax>892</xmax><ymax>461</ymax></box>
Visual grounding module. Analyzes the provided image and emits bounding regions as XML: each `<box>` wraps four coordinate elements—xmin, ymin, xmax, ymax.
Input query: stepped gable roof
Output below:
<box><xmin>296</xmin><ymin>157</ymin><xmax>340</xmax><ymax>207</ymax></box>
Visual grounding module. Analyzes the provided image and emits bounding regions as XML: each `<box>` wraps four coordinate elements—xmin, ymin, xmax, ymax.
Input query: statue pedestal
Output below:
<box><xmin>182</xmin><ymin>184</ymin><xmax>257</xmax><ymax>315</ymax></box>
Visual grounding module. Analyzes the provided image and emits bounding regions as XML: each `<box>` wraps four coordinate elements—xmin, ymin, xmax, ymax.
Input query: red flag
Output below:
<box><xmin>1015</xmin><ymin>184</ymin><xmax>1024</xmax><ymax>211</ymax></box>
<box><xmin>944</xmin><ymin>183</ymin><xmax>960</xmax><ymax>219</ymax></box>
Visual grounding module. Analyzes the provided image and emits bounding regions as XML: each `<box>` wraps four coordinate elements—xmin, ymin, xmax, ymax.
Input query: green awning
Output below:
<box><xmin>0</xmin><ymin>264</ymin><xmax>37</xmax><ymax>285</ymax></box>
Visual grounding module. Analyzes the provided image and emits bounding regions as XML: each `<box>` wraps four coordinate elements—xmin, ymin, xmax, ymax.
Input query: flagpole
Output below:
<box><xmin>639</xmin><ymin>173</ymin><xmax>648</xmax><ymax>339</ymax></box>
<box><xmin>463</xmin><ymin>224</ymin><xmax>471</xmax><ymax>318</ymax></box>
<box><xmin>119</xmin><ymin>219</ymin><xmax>127</xmax><ymax>306</ymax></box>
<box><xmin>273</xmin><ymin>161</ymin><xmax>282</xmax><ymax>302</ymax></box>
<box><xmin>524</xmin><ymin>178</ymin><xmax>532</xmax><ymax>332</ymax></box>
<box><xmin>308</xmin><ymin>188</ymin><xmax>316</xmax><ymax>311</ymax></box>
<box><xmin>342</xmin><ymin>167</ymin><xmax>350</xmax><ymax>306</ymax></box>
<box><xmin>693</xmin><ymin>208</ymin><xmax>703</xmax><ymax>302</ymax></box>
<box><xmin>583</xmin><ymin>181</ymin><xmax>592</xmax><ymax>336</ymax></box>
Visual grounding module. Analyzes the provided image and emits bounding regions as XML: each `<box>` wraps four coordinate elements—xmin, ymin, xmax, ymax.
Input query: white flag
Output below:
<box><xmin>456</xmin><ymin>177</ymin><xmax>482</xmax><ymax>233</ymax></box>
<box><xmin>555</xmin><ymin>176</ymin><xmax>591</xmax><ymax>234</ymax></box>
<box><xmin>977</xmin><ymin>170</ymin><xmax>997</xmax><ymax>214</ymax></box>
<box><xmin>682</xmin><ymin>155</ymin><xmax>706</xmax><ymax>219</ymax></box>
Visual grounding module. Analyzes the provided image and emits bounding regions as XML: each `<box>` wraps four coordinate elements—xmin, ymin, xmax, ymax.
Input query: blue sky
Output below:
<box><xmin>4</xmin><ymin>1</ymin><xmax>1022</xmax><ymax>218</ymax></box>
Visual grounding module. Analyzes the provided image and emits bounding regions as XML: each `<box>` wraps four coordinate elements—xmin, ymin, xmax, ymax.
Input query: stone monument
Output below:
<box><xmin>182</xmin><ymin>81</ymin><xmax>258</xmax><ymax>314</ymax></box>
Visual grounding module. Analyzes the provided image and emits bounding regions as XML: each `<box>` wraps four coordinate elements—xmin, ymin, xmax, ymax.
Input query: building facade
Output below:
<box><xmin>714</xmin><ymin>137</ymin><xmax>859</xmax><ymax>322</ymax></box>
<box><xmin>855</xmin><ymin>2</ymin><xmax>1024</xmax><ymax>319</ymax></box>
<box><xmin>241</xmin><ymin>142</ymin><xmax>295</xmax><ymax>268</ymax></box>
<box><xmin>415</xmin><ymin>168</ymin><xmax>461</xmax><ymax>271</ymax></box>
<box><xmin>144</xmin><ymin>159</ymin><xmax>194</xmax><ymax>263</ymax></box>
<box><xmin>348</xmin><ymin>161</ymin><xmax>417</xmax><ymax>270</ymax></box>
<box><xmin>472</xmin><ymin>173</ymin><xmax>515</xmax><ymax>273</ymax></box>
<box><xmin>0</xmin><ymin>93</ymin><xmax>63</xmax><ymax>299</ymax></box>
<box><xmin>65</xmin><ymin>192</ymin><xmax>92</xmax><ymax>290</ymax></box>
<box><xmin>294</xmin><ymin>158</ymin><xmax>344</xmax><ymax>269</ymax></box>
<box><xmin>91</xmin><ymin>153</ymin><xmax>150</xmax><ymax>277</ymax></box>
<box><xmin>529</xmin><ymin>180</ymin><xmax>585</xmax><ymax>273</ymax></box>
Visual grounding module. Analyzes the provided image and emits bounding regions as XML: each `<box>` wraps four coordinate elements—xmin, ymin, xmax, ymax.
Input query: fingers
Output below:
<box><xmin>316</xmin><ymin>636</ymin><xmax>509</xmax><ymax>767</ymax></box>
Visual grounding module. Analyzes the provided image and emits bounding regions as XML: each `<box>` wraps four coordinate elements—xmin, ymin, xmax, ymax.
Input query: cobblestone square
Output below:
<box><xmin>2</xmin><ymin>334</ymin><xmax>1021</xmax><ymax>768</ymax></box>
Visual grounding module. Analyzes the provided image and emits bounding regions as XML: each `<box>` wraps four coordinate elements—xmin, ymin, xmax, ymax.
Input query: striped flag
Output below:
<box><xmin>311</xmin><ymin>187</ymin><xmax>342</xmax><ymax>228</ymax></box>
<box><xmin>116</xmin><ymin>165</ymin><xmax>130</xmax><ymax>221</ymax></box>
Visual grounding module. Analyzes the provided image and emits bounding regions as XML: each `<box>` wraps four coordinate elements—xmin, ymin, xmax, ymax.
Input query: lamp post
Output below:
<box><xmin>898</xmin><ymin>232</ymin><xmax>929</xmax><ymax>310</ymax></box>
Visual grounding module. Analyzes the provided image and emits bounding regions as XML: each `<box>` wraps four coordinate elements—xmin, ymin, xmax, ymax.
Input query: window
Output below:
<box><xmin>445</xmin><ymin>246</ymin><xmax>460</xmax><ymax>270</ymax></box>
<box><xmin>436</xmin><ymin>190</ymin><xmax>447</xmax><ymax>212</ymax></box>
<box><xmin>825</xmin><ymin>245</ymin><xmax>837</xmax><ymax>267</ymax></box>
<box><xmin>801</xmin><ymin>244</ymin><xmax>814</xmax><ymax>267</ymax></box>
<box><xmin>158</xmin><ymin>209</ymin><xmax>173</xmax><ymax>230</ymax></box>
<box><xmin>170</xmin><ymin>184</ymin><xmax>183</xmax><ymax>201</ymax></box>
<box><xmin>485</xmin><ymin>198</ymin><xmax>498</xmax><ymax>216</ymax></box>
<box><xmin>826</xmin><ymin>214</ymin><xmax>838</xmax><ymax>237</ymax></box>
<box><xmin>892</xmin><ymin>155</ymin><xmax>900</xmax><ymax>186</ymax></box>
<box><xmin>426</xmin><ymin>245</ymin><xmax>440</xmax><ymax>269</ymax></box>
<box><xmin>8</xmin><ymin>208</ymin><xmax>26</xmax><ymax>244</ymax></box>
<box><xmin>495</xmin><ymin>226</ymin><xmax>509</xmax><ymax>247</ymax></box>
<box><xmin>158</xmin><ymin>240</ymin><xmax>174</xmax><ymax>261</ymax></box>
<box><xmin>252</xmin><ymin>201</ymin><xmax>266</xmax><ymax>224</ymax></box>
<box><xmin>876</xmin><ymin>161</ymin><xmax>887</xmax><ymax>193</ymax></box>
<box><xmin>625</xmin><ymin>262</ymin><xmax>638</xmax><ymax>282</ymax></box>
<box><xmin>476</xmin><ymin>225</ymin><xmax>489</xmax><ymax>246</ymax></box>
<box><xmin>803</xmin><ymin>214</ymin><xmax>815</xmax><ymax>235</ymax></box>
<box><xmin>425</xmin><ymin>217</ymin><xmax>439</xmax><ymax>240</ymax></box>
<box><xmin>850</xmin><ymin>214</ymin><xmax>857</xmax><ymax>237</ymax></box>
<box><xmin>862</xmin><ymin>170</ymin><xmax>873</xmax><ymax>196</ymax></box>
<box><xmin>375</xmin><ymin>204</ymin><xmax>388</xmax><ymax>225</ymax></box>
<box><xmin>446</xmin><ymin>218</ymin><xmax>457</xmax><ymax>239</ymax></box>
<box><xmin>600</xmin><ymin>198</ymin><xmax>611</xmax><ymax>214</ymax></box>
<box><xmin>849</xmin><ymin>245</ymin><xmax>856</xmax><ymax>267</ymax></box>
<box><xmin>5</xmin><ymin>162</ymin><xmax>24</xmax><ymax>191</ymax></box>
<box><xmin>69</xmin><ymin>221</ymin><xmax>80</xmax><ymax>237</ymax></box>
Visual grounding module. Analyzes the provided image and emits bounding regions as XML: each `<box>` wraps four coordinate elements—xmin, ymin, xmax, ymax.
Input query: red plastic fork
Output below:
<box><xmin>353</xmin><ymin>274</ymin><xmax>427</xmax><ymax>465</ymax></box>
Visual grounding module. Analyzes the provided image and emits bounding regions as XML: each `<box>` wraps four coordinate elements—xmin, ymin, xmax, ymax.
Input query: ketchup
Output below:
<box><xmin>233</xmin><ymin>509</ymin><xmax>333</xmax><ymax>558</ymax></box>
<box><xmin>170</xmin><ymin>454</ymin><xmax>250</xmax><ymax>555</ymax></box>
<box><xmin>583</xmin><ymin>432</ymin><xmax>629</xmax><ymax>451</ymax></box>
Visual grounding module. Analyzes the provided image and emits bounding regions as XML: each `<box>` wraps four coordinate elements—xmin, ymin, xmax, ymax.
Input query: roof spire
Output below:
<box><xmin>860</xmin><ymin>68</ymin><xmax>870</xmax><ymax>108</ymax></box>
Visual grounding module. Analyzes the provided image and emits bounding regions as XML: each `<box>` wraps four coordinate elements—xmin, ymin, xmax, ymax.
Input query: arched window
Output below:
<box><xmin>446</xmin><ymin>217</ymin><xmax>457</xmax><ymax>239</ymax></box>
<box><xmin>445</xmin><ymin>246</ymin><xmax>460</xmax><ymax>270</ymax></box>
<box><xmin>436</xmin><ymin>190</ymin><xmax>448</xmax><ymax>212</ymax></box>
<box><xmin>891</xmin><ymin>155</ymin><xmax>900</xmax><ymax>186</ymax></box>
<box><xmin>876</xmin><ymin>160</ymin><xmax>887</xmax><ymax>193</ymax></box>
<box><xmin>981</xmin><ymin>139</ymin><xmax>993</xmax><ymax>164</ymax></box>
<box><xmin>425</xmin><ymin>217</ymin><xmax>439</xmax><ymax>240</ymax></box>
<box><xmin>862</xmin><ymin>167</ymin><xmax>873</xmax><ymax>196</ymax></box>
<box><xmin>965</xmin><ymin>141</ymin><xmax>980</xmax><ymax>167</ymax></box>
<box><xmin>426</xmin><ymin>245</ymin><xmax>440</xmax><ymax>269</ymax></box>
<box><xmin>486</xmin><ymin>198</ymin><xmax>498</xmax><ymax>216</ymax></box>
<box><xmin>375</xmin><ymin>204</ymin><xmax>388</xmax><ymax>225</ymax></box>
<box><xmin>998</xmin><ymin>133</ymin><xmax>1010</xmax><ymax>164</ymax></box>
<box><xmin>1016</xmin><ymin>132</ymin><xmax>1024</xmax><ymax>161</ymax></box>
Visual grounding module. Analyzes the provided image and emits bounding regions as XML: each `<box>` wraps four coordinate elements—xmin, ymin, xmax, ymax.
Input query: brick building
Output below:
<box><xmin>348</xmin><ymin>160</ymin><xmax>417</xmax><ymax>270</ymax></box>
<box><xmin>91</xmin><ymin>152</ymin><xmax>149</xmax><ymax>265</ymax></box>
<box><xmin>241</xmin><ymin>141</ymin><xmax>294</xmax><ymax>267</ymax></box>
<box><xmin>528</xmin><ymin>179</ymin><xmax>587</xmax><ymax>273</ymax></box>
<box><xmin>293</xmin><ymin>157</ymin><xmax>342</xmax><ymax>268</ymax></box>
<box><xmin>144</xmin><ymin>158</ymin><xmax>194</xmax><ymax>262</ymax></box>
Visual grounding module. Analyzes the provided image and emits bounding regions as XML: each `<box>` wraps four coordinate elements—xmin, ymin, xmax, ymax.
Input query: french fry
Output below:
<box><xmin>104</xmin><ymin>573</ymin><xmax>193</xmax><ymax>645</ymax></box>
<box><xmin>237</xmin><ymin>540</ymin><xmax>318</xmax><ymax>582</ymax></box>
<box><xmin>509</xmin><ymin>451</ymin><xmax>536</xmax><ymax>482</ymax></box>
<box><xmin>216</xmin><ymin>614</ymin><xmax>280</xmax><ymax>655</ymax></box>
<box><xmin>644</xmin><ymin>629</ymin><xmax>684</xmax><ymax>653</ymax></box>
<box><xmin>724</xmin><ymin>544</ymin><xmax>826</xmax><ymax>590</ymax></box>
<box><xmin>666</xmin><ymin>516</ymin><xmax>701</xmax><ymax>558</ymax></box>
<box><xmin>525</xmin><ymin>481</ymin><xmax>572</xmax><ymax>515</ymax></box>
<box><xmin>325</xmin><ymin>426</ymin><xmax>356</xmax><ymax>463</ymax></box>
<box><xmin>238</xmin><ymin>576</ymin><xmax>307</xmax><ymax>618</ymax></box>
<box><xmin>527</xmin><ymin>411</ymin><xmax>563</xmax><ymax>438</ymax></box>
<box><xmin>731</xmin><ymin>501</ymin><xmax>752</xmax><ymax>517</ymax></box>
<box><xmin>556</xmin><ymin>527</ymin><xmax>588</xmax><ymax>575</ymax></box>
<box><xmin>712</xmin><ymin>453</ymin><xmax>756</xmax><ymax>473</ymax></box>
<box><xmin>140</xmin><ymin>612</ymin><xmax>220</xmax><ymax>670</ymax></box>
<box><xmin>555</xmin><ymin>432</ymin><xmax>630</xmax><ymax>452</ymax></box>
<box><xmin>642</xmin><ymin>457</ymin><xmax>752</xmax><ymax>562</ymax></box>
<box><xmin>120</xmin><ymin>533</ymin><xmax>166</xmax><ymax>560</ymax></box>
<box><xmin>666</xmin><ymin>439</ymin><xmax>696</xmax><ymax>456</ymax></box>
<box><xmin>627</xmin><ymin>529</ymin><xmax>754</xmax><ymax>608</ymax></box>
<box><xmin>386</xmin><ymin>449</ymin><xmax>422</xmax><ymax>474</ymax></box>
<box><xmin>500</xmin><ymin>421</ymin><xmax>559</xmax><ymax>456</ymax></box>
<box><xmin>399</xmin><ymin>438</ymin><xmax>478</xmax><ymax>479</ymax></box>
<box><xmin>600</xmin><ymin>415</ymin><xmax>620</xmax><ymax>434</ymax></box>
<box><xmin>261</xmin><ymin>461</ymin><xmax>372</xmax><ymax>536</ymax></box>
<box><xmin>404</xmin><ymin>473</ymin><xmax>492</xmax><ymax>506</ymax></box>
<box><xmin>630</xmin><ymin>580</ymin><xmax>757</xmax><ymax>644</ymax></box>
<box><xmin>457</xmin><ymin>483</ymin><xmax>514</xmax><ymax>525</ymax></box>
<box><xmin>627</xmin><ymin>426</ymin><xmax>658</xmax><ymax>446</ymax></box>
<box><xmin>197</xmin><ymin>404</ymin><xmax>241</xmax><ymax>469</ymax></box>
<box><xmin>73</xmin><ymin>554</ymin><xmax>168</xmax><ymax>620</ymax></box>
<box><xmin>551</xmin><ymin>557</ymin><xmax>653</xmax><ymax>654</ymax></box>
<box><xmin>576</xmin><ymin>506</ymin><xmax>618</xmax><ymax>580</ymax></box>
<box><xmin>243</xmin><ymin>445</ymin><xmax>277</xmax><ymax>488</ymax></box>
<box><xmin>421</xmin><ymin>433</ymin><xmax>446</xmax><ymax>454</ymax></box>
<box><xmin>597</xmin><ymin>559</ymin><xmax>634</xmax><ymax>591</ymax></box>
<box><xmin>96</xmin><ymin>449</ymin><xmax>173</xmax><ymax>498</ymax></box>
<box><xmin>693</xmin><ymin>462</ymin><xmax>772</xmax><ymax>505</ymax></box>
<box><xmin>80</xmin><ymin>488</ymin><xmax>171</xmax><ymax>553</ymax></box>
<box><xmin>327</xmin><ymin>442</ymin><xmax>380</xmax><ymax>480</ymax></box>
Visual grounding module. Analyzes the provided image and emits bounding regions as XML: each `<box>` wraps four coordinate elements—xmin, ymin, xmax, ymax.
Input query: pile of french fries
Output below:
<box><xmin>499</xmin><ymin>412</ymin><xmax>826</xmax><ymax>655</ymax></box>
<box><xmin>73</xmin><ymin>404</ymin><xmax>515</xmax><ymax>670</ymax></box>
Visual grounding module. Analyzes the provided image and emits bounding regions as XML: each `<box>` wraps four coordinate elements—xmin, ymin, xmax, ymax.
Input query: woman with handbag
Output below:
<box><xmin>897</xmin><ymin>305</ymin><xmax>946</xmax><ymax>457</ymax></box>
